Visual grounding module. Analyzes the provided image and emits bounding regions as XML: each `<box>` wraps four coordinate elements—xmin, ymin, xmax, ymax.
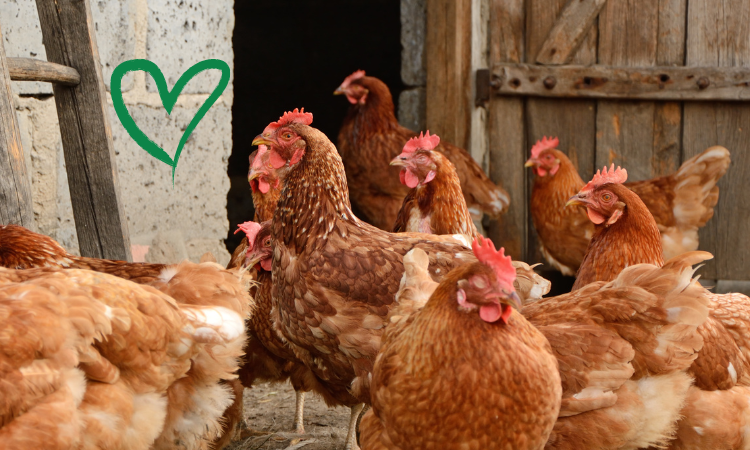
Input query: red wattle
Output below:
<box><xmin>479</xmin><ymin>304</ymin><xmax>502</xmax><ymax>323</ymax></box>
<box><xmin>259</xmin><ymin>178</ymin><xmax>270</xmax><ymax>194</ymax></box>
<box><xmin>587</xmin><ymin>208</ymin><xmax>606</xmax><ymax>225</ymax></box>
<box><xmin>404</xmin><ymin>169</ymin><xmax>420</xmax><ymax>188</ymax></box>
<box><xmin>261</xmin><ymin>258</ymin><xmax>272</xmax><ymax>272</ymax></box>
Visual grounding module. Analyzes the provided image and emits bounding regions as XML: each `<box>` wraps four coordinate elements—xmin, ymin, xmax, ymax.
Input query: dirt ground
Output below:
<box><xmin>227</xmin><ymin>381</ymin><xmax>354</xmax><ymax>450</ymax></box>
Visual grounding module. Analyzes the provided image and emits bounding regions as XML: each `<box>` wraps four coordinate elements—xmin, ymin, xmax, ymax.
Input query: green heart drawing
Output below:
<box><xmin>111</xmin><ymin>59</ymin><xmax>230</xmax><ymax>184</ymax></box>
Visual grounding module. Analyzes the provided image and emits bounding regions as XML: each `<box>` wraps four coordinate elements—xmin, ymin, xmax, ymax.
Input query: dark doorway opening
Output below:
<box><xmin>227</xmin><ymin>0</ymin><xmax>403</xmax><ymax>253</ymax></box>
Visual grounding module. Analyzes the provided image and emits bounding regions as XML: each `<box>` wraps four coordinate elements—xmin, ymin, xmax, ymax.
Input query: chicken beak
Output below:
<box><xmin>252</xmin><ymin>134</ymin><xmax>274</xmax><ymax>146</ymax></box>
<box><xmin>506</xmin><ymin>291</ymin><xmax>523</xmax><ymax>311</ymax></box>
<box><xmin>524</xmin><ymin>158</ymin><xmax>536</xmax><ymax>168</ymax></box>
<box><xmin>390</xmin><ymin>154</ymin><xmax>409</xmax><ymax>167</ymax></box>
<box><xmin>565</xmin><ymin>193</ymin><xmax>589</xmax><ymax>208</ymax></box>
<box><xmin>244</xmin><ymin>250</ymin><xmax>263</xmax><ymax>270</ymax></box>
<box><xmin>333</xmin><ymin>86</ymin><xmax>345</xmax><ymax>95</ymax></box>
<box><xmin>248</xmin><ymin>167</ymin><xmax>261</xmax><ymax>183</ymax></box>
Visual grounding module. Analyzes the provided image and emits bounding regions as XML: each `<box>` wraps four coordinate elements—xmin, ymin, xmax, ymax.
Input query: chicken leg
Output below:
<box><xmin>345</xmin><ymin>403</ymin><xmax>365</xmax><ymax>450</ymax></box>
<box><xmin>293</xmin><ymin>390</ymin><xmax>306</xmax><ymax>434</ymax></box>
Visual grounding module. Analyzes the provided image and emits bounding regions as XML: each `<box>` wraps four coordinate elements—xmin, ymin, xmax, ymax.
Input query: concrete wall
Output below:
<box><xmin>1</xmin><ymin>0</ymin><xmax>234</xmax><ymax>265</ymax></box>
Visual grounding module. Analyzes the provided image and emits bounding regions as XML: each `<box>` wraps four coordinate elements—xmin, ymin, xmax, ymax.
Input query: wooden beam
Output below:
<box><xmin>8</xmin><ymin>57</ymin><xmax>80</xmax><ymax>86</ymax></box>
<box><xmin>425</xmin><ymin>0</ymin><xmax>473</xmax><ymax>150</ymax></box>
<box><xmin>535</xmin><ymin>0</ymin><xmax>608</xmax><ymax>65</ymax></box>
<box><xmin>0</xmin><ymin>23</ymin><xmax>34</xmax><ymax>229</ymax></box>
<box><xmin>492</xmin><ymin>63</ymin><xmax>750</xmax><ymax>101</ymax></box>
<box><xmin>34</xmin><ymin>0</ymin><xmax>131</xmax><ymax>261</ymax></box>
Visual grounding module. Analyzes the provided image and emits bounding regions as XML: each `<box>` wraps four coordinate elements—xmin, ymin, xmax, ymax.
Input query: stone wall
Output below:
<box><xmin>398</xmin><ymin>0</ymin><xmax>425</xmax><ymax>132</ymax></box>
<box><xmin>1</xmin><ymin>0</ymin><xmax>234</xmax><ymax>265</ymax></box>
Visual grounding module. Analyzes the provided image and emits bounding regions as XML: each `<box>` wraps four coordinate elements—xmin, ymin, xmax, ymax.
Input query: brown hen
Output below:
<box><xmin>390</xmin><ymin>131</ymin><xmax>479</xmax><ymax>242</ymax></box>
<box><xmin>0</xmin><ymin>225</ymin><xmax>251</xmax><ymax>449</ymax></box>
<box><xmin>360</xmin><ymin>239</ymin><xmax>560</xmax><ymax>450</ymax></box>
<box><xmin>335</xmin><ymin>70</ymin><xmax>509</xmax><ymax>229</ymax></box>
<box><xmin>527</xmin><ymin>137</ymin><xmax>730</xmax><ymax>275</ymax></box>
<box><xmin>253</xmin><ymin>109</ymin><xmax>484</xmax><ymax>449</ymax></box>
<box><xmin>568</xmin><ymin>165</ymin><xmax>750</xmax><ymax>450</ymax></box>
<box><xmin>0</xmin><ymin>266</ymin><xmax>247</xmax><ymax>450</ymax></box>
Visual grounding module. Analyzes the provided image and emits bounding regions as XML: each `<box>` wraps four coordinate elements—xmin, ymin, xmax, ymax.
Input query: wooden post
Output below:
<box><xmin>425</xmin><ymin>0</ymin><xmax>473</xmax><ymax>150</ymax></box>
<box><xmin>0</xmin><ymin>22</ymin><xmax>34</xmax><ymax>229</ymax></box>
<box><xmin>34</xmin><ymin>0</ymin><xmax>132</xmax><ymax>261</ymax></box>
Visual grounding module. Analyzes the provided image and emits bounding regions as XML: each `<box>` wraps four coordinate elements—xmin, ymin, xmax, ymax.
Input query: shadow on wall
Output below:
<box><xmin>227</xmin><ymin>0</ymin><xmax>403</xmax><ymax>253</ymax></box>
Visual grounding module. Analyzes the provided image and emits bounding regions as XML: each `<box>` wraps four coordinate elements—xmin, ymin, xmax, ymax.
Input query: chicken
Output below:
<box><xmin>567</xmin><ymin>165</ymin><xmax>664</xmax><ymax>289</ymax></box>
<box><xmin>524</xmin><ymin>251</ymin><xmax>710</xmax><ymax>450</ymax></box>
<box><xmin>335</xmin><ymin>70</ymin><xmax>509</xmax><ymax>229</ymax></box>
<box><xmin>253</xmin><ymin>109</ymin><xmax>483</xmax><ymax>449</ymax></box>
<box><xmin>568</xmin><ymin>165</ymin><xmax>750</xmax><ymax>449</ymax></box>
<box><xmin>367</xmin><ymin>239</ymin><xmax>710</xmax><ymax>449</ymax></box>
<box><xmin>390</xmin><ymin>131</ymin><xmax>479</xmax><ymax>241</ymax></box>
<box><xmin>359</xmin><ymin>238</ymin><xmax>561</xmax><ymax>450</ymax></box>
<box><xmin>0</xmin><ymin>224</ymin><xmax>252</xmax><ymax>449</ymax></box>
<box><xmin>0</xmin><ymin>265</ymin><xmax>248</xmax><ymax>450</ymax></box>
<box><xmin>235</xmin><ymin>220</ymin><xmax>353</xmax><ymax>435</ymax></box>
<box><xmin>526</xmin><ymin>137</ymin><xmax>730</xmax><ymax>275</ymax></box>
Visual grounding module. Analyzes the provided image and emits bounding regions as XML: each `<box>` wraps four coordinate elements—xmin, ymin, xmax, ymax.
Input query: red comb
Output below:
<box><xmin>340</xmin><ymin>70</ymin><xmax>365</xmax><ymax>88</ymax></box>
<box><xmin>234</xmin><ymin>221</ymin><xmax>262</xmax><ymax>250</ymax></box>
<box><xmin>265</xmin><ymin>108</ymin><xmax>313</xmax><ymax>132</ymax></box>
<box><xmin>530</xmin><ymin>136</ymin><xmax>559</xmax><ymax>159</ymax></box>
<box><xmin>581</xmin><ymin>164</ymin><xmax>628</xmax><ymax>192</ymax></box>
<box><xmin>402</xmin><ymin>131</ymin><xmax>441</xmax><ymax>153</ymax></box>
<box><xmin>472</xmin><ymin>237</ymin><xmax>516</xmax><ymax>290</ymax></box>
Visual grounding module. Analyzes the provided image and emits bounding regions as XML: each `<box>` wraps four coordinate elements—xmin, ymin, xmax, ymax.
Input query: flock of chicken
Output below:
<box><xmin>0</xmin><ymin>69</ymin><xmax>746</xmax><ymax>450</ymax></box>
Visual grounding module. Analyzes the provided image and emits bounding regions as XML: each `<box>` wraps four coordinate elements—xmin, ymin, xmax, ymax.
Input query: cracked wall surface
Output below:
<box><xmin>1</xmin><ymin>0</ymin><xmax>234</xmax><ymax>265</ymax></box>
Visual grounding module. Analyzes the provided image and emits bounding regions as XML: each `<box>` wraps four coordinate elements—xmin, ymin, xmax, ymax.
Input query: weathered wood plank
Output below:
<box><xmin>425</xmin><ymin>0</ymin><xmax>472</xmax><ymax>150</ymax></box>
<box><xmin>0</xmin><ymin>23</ymin><xmax>34</xmax><ymax>229</ymax></box>
<box><xmin>596</xmin><ymin>0</ymin><xmax>658</xmax><ymax>181</ymax></box>
<box><xmin>35</xmin><ymin>0</ymin><xmax>131</xmax><ymax>261</ymax></box>
<box><xmin>652</xmin><ymin>0</ymin><xmax>686</xmax><ymax>176</ymax></box>
<box><xmin>8</xmin><ymin>57</ymin><xmax>80</xmax><ymax>86</ymax></box>
<box><xmin>682</xmin><ymin>0</ymin><xmax>750</xmax><ymax>280</ymax></box>
<box><xmin>524</xmin><ymin>0</ymin><xmax>598</xmax><ymax>266</ymax></box>
<box><xmin>487</xmin><ymin>0</ymin><xmax>526</xmax><ymax>260</ymax></box>
<box><xmin>492</xmin><ymin>64</ymin><xmax>750</xmax><ymax>101</ymax></box>
<box><xmin>535</xmin><ymin>0</ymin><xmax>608</xmax><ymax>65</ymax></box>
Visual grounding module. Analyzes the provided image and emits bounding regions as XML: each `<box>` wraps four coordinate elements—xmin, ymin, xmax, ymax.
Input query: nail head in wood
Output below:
<box><xmin>697</xmin><ymin>77</ymin><xmax>710</xmax><ymax>89</ymax></box>
<box><xmin>543</xmin><ymin>76</ymin><xmax>557</xmax><ymax>89</ymax></box>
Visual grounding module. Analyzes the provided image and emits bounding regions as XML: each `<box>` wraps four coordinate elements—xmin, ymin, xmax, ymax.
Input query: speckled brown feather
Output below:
<box><xmin>361</xmin><ymin>261</ymin><xmax>561</xmax><ymax>450</ymax></box>
<box><xmin>272</xmin><ymin>123</ymin><xmax>475</xmax><ymax>403</ymax></box>
<box><xmin>337</xmin><ymin>75</ymin><xmax>508</xmax><ymax>229</ymax></box>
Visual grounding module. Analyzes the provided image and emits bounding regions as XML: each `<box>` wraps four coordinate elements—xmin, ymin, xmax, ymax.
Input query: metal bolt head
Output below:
<box><xmin>697</xmin><ymin>77</ymin><xmax>710</xmax><ymax>89</ymax></box>
<box><xmin>543</xmin><ymin>76</ymin><xmax>557</xmax><ymax>89</ymax></box>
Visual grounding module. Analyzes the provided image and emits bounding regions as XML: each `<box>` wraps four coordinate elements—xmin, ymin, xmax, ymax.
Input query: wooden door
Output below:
<box><xmin>473</xmin><ymin>0</ymin><xmax>750</xmax><ymax>287</ymax></box>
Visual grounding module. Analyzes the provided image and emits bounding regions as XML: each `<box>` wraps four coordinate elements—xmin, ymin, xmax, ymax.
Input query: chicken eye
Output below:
<box><xmin>264</xmin><ymin>238</ymin><xmax>271</xmax><ymax>247</ymax></box>
<box><xmin>283</xmin><ymin>133</ymin><xmax>292</xmax><ymax>139</ymax></box>
<box><xmin>545</xmin><ymin>154</ymin><xmax>553</xmax><ymax>160</ymax></box>
<box><xmin>602</xmin><ymin>193</ymin><xmax>612</xmax><ymax>202</ymax></box>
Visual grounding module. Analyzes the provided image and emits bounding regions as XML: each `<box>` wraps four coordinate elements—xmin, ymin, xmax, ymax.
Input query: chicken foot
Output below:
<box><xmin>344</xmin><ymin>403</ymin><xmax>365</xmax><ymax>450</ymax></box>
<box><xmin>293</xmin><ymin>390</ymin><xmax>306</xmax><ymax>434</ymax></box>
